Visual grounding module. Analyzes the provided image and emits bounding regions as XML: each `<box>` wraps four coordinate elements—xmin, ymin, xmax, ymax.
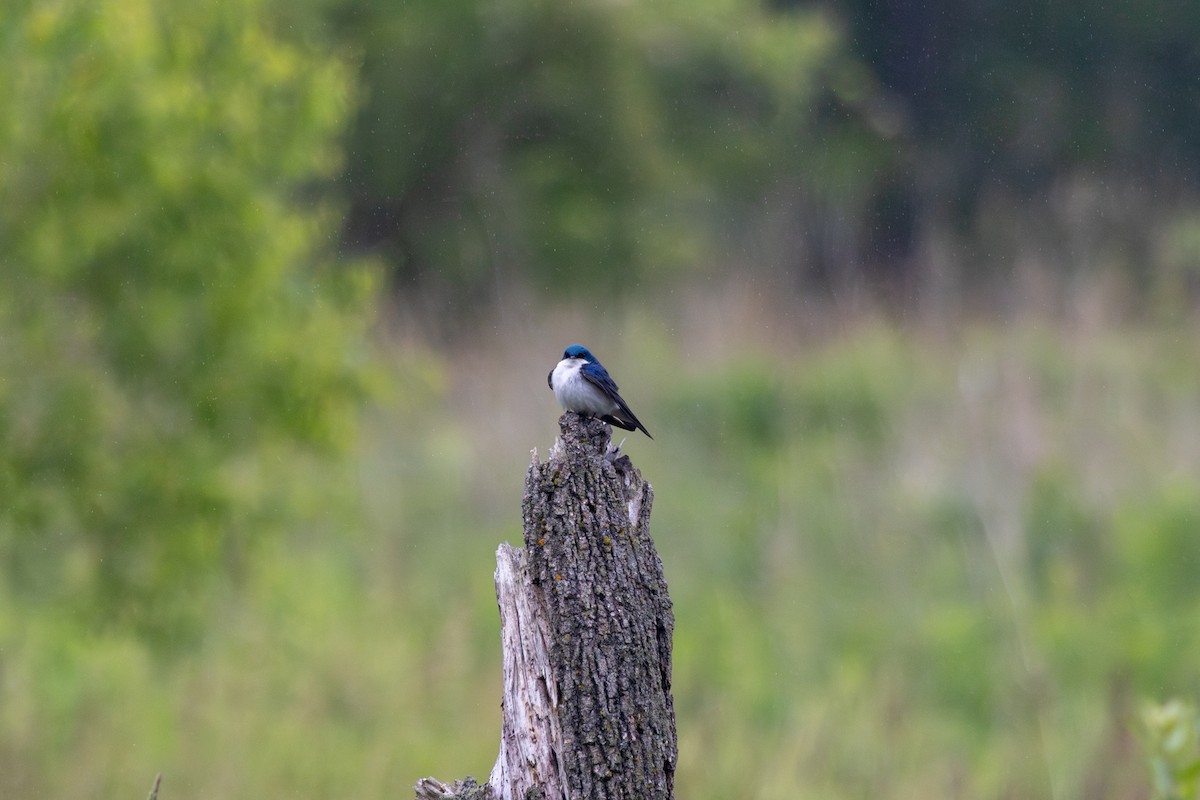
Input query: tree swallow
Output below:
<box><xmin>548</xmin><ymin>344</ymin><xmax>652</xmax><ymax>439</ymax></box>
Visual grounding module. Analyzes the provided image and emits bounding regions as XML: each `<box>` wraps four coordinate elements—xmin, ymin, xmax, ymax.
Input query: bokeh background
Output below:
<box><xmin>4</xmin><ymin>0</ymin><xmax>1200</xmax><ymax>797</ymax></box>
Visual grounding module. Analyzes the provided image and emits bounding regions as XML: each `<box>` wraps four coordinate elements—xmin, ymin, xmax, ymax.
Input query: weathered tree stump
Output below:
<box><xmin>415</xmin><ymin>412</ymin><xmax>676</xmax><ymax>800</ymax></box>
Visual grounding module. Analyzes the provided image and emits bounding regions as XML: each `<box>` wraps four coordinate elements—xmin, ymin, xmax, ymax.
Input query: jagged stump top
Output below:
<box><xmin>521</xmin><ymin>412</ymin><xmax>676</xmax><ymax>800</ymax></box>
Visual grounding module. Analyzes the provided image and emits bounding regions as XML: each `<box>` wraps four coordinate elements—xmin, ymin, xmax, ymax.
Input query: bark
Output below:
<box><xmin>415</xmin><ymin>412</ymin><xmax>676</xmax><ymax>800</ymax></box>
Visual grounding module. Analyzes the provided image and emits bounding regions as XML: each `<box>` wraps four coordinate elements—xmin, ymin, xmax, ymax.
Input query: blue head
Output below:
<box><xmin>563</xmin><ymin>344</ymin><xmax>596</xmax><ymax>363</ymax></box>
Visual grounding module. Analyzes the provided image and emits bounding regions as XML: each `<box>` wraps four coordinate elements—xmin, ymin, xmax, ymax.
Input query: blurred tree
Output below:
<box><xmin>330</xmin><ymin>0</ymin><xmax>864</xmax><ymax>307</ymax></box>
<box><xmin>1143</xmin><ymin>699</ymin><xmax>1200</xmax><ymax>800</ymax></box>
<box><xmin>819</xmin><ymin>0</ymin><xmax>1200</xmax><ymax>289</ymax></box>
<box><xmin>833</xmin><ymin>0</ymin><xmax>1200</xmax><ymax>187</ymax></box>
<box><xmin>322</xmin><ymin>0</ymin><xmax>1200</xmax><ymax>307</ymax></box>
<box><xmin>0</xmin><ymin>0</ymin><xmax>377</xmax><ymax>643</ymax></box>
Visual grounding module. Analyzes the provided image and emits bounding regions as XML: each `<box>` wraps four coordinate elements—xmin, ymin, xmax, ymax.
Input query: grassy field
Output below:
<box><xmin>4</xmin><ymin>295</ymin><xmax>1200</xmax><ymax>799</ymax></box>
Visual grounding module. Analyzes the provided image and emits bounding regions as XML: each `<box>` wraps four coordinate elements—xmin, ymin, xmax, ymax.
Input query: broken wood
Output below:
<box><xmin>415</xmin><ymin>412</ymin><xmax>676</xmax><ymax>800</ymax></box>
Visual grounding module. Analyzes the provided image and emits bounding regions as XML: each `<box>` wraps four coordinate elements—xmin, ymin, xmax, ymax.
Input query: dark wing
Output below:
<box><xmin>580</xmin><ymin>362</ymin><xmax>653</xmax><ymax>439</ymax></box>
<box><xmin>547</xmin><ymin>369</ymin><xmax>554</xmax><ymax>390</ymax></box>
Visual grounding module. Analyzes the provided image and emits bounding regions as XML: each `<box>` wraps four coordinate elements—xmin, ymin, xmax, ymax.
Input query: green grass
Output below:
<box><xmin>4</xmin><ymin>311</ymin><xmax>1200</xmax><ymax>799</ymax></box>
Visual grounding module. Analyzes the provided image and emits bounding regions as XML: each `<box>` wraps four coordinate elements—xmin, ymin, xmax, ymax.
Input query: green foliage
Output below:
<box><xmin>669</xmin><ymin>328</ymin><xmax>906</xmax><ymax>456</ymax></box>
<box><xmin>324</xmin><ymin>0</ymin><xmax>1200</xmax><ymax>305</ymax></box>
<box><xmin>6</xmin><ymin>0</ymin><xmax>1200</xmax><ymax>795</ymax></box>
<box><xmin>1145</xmin><ymin>700</ymin><xmax>1200</xmax><ymax>800</ymax></box>
<box><xmin>1116</xmin><ymin>487</ymin><xmax>1200</xmax><ymax>612</ymax></box>
<box><xmin>328</xmin><ymin>0</ymin><xmax>1200</xmax><ymax>305</ymax></box>
<box><xmin>831</xmin><ymin>0</ymin><xmax>1200</xmax><ymax>186</ymax></box>
<box><xmin>1025</xmin><ymin>465</ymin><xmax>1104</xmax><ymax>600</ymax></box>
<box><xmin>0</xmin><ymin>0</ymin><xmax>377</xmax><ymax>639</ymax></box>
<box><xmin>333</xmin><ymin>0</ymin><xmax>854</xmax><ymax>298</ymax></box>
<box><xmin>638</xmin><ymin>320</ymin><xmax>1200</xmax><ymax>798</ymax></box>
<box><xmin>5</xmin><ymin>316</ymin><xmax>1200</xmax><ymax>799</ymax></box>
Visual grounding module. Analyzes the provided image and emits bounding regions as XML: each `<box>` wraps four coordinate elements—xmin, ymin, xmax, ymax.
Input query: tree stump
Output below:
<box><xmin>415</xmin><ymin>412</ymin><xmax>676</xmax><ymax>800</ymax></box>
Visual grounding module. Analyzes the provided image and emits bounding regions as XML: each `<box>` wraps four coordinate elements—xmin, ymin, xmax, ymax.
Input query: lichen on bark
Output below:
<box><xmin>416</xmin><ymin>411</ymin><xmax>675</xmax><ymax>800</ymax></box>
<box><xmin>520</xmin><ymin>412</ymin><xmax>676</xmax><ymax>800</ymax></box>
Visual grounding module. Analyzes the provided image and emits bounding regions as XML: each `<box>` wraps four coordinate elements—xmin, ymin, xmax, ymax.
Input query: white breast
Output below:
<box><xmin>550</xmin><ymin>359</ymin><xmax>614</xmax><ymax>416</ymax></box>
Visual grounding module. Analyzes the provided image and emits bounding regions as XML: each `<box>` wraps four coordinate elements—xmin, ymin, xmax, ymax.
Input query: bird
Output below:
<box><xmin>547</xmin><ymin>344</ymin><xmax>652</xmax><ymax>439</ymax></box>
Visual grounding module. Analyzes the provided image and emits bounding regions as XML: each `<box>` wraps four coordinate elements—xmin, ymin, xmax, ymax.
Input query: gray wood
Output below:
<box><xmin>416</xmin><ymin>412</ymin><xmax>676</xmax><ymax>800</ymax></box>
